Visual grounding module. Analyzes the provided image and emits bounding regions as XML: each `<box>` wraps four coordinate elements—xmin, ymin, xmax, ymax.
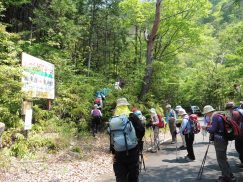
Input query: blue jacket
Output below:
<box><xmin>180</xmin><ymin>115</ymin><xmax>192</xmax><ymax>134</ymax></box>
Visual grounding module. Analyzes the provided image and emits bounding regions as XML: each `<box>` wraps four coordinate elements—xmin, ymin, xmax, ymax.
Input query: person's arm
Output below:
<box><xmin>180</xmin><ymin>119</ymin><xmax>187</xmax><ymax>134</ymax></box>
<box><xmin>169</xmin><ymin>110</ymin><xmax>176</xmax><ymax>121</ymax></box>
<box><xmin>207</xmin><ymin>116</ymin><xmax>219</xmax><ymax>134</ymax></box>
<box><xmin>152</xmin><ymin>115</ymin><xmax>159</xmax><ymax>125</ymax></box>
<box><xmin>99</xmin><ymin>110</ymin><xmax>102</xmax><ymax>117</ymax></box>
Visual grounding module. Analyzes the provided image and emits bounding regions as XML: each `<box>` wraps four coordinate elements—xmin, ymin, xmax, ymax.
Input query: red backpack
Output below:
<box><xmin>189</xmin><ymin>114</ymin><xmax>201</xmax><ymax>134</ymax></box>
<box><xmin>157</xmin><ymin>114</ymin><xmax>165</xmax><ymax>128</ymax></box>
<box><xmin>217</xmin><ymin>113</ymin><xmax>240</xmax><ymax>141</ymax></box>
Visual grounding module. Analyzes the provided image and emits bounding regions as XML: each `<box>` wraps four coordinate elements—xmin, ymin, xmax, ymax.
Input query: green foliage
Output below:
<box><xmin>0</xmin><ymin>0</ymin><xmax>242</xmax><ymax>159</ymax></box>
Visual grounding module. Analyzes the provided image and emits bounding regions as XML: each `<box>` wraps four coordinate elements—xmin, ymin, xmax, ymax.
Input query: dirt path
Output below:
<box><xmin>0</xmin><ymin>133</ymin><xmax>113</xmax><ymax>182</ymax></box>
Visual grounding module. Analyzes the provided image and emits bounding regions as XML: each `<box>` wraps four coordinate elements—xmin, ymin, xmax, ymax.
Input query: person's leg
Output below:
<box><xmin>0</xmin><ymin>123</ymin><xmax>5</xmax><ymax>148</ymax></box>
<box><xmin>186</xmin><ymin>133</ymin><xmax>195</xmax><ymax>160</ymax></box>
<box><xmin>214</xmin><ymin>140</ymin><xmax>232</xmax><ymax>178</ymax></box>
<box><xmin>127</xmin><ymin>149</ymin><xmax>139</xmax><ymax>182</ymax></box>
<box><xmin>91</xmin><ymin>119</ymin><xmax>96</xmax><ymax>137</ymax></box>
<box><xmin>113</xmin><ymin>153</ymin><xmax>128</xmax><ymax>182</ymax></box>
<box><xmin>169</xmin><ymin>121</ymin><xmax>176</xmax><ymax>143</ymax></box>
<box><xmin>153</xmin><ymin>127</ymin><xmax>160</xmax><ymax>150</ymax></box>
<box><xmin>94</xmin><ymin>117</ymin><xmax>99</xmax><ymax>134</ymax></box>
<box><xmin>235</xmin><ymin>137</ymin><xmax>243</xmax><ymax>164</ymax></box>
<box><xmin>185</xmin><ymin>134</ymin><xmax>192</xmax><ymax>159</ymax></box>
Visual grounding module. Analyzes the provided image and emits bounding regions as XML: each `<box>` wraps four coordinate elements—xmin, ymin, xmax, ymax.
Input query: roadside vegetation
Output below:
<box><xmin>0</xmin><ymin>0</ymin><xmax>242</xmax><ymax>168</ymax></box>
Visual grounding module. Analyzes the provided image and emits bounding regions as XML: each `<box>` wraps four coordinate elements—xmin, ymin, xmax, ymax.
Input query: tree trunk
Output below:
<box><xmin>139</xmin><ymin>0</ymin><xmax>162</xmax><ymax>100</ymax></box>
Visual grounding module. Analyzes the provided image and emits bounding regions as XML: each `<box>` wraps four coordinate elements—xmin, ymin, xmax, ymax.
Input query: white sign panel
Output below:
<box><xmin>22</xmin><ymin>52</ymin><xmax>55</xmax><ymax>99</ymax></box>
<box><xmin>24</xmin><ymin>109</ymin><xmax>33</xmax><ymax>130</ymax></box>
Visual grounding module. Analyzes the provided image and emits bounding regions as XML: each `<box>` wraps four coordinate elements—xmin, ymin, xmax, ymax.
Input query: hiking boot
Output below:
<box><xmin>150</xmin><ymin>149</ymin><xmax>157</xmax><ymax>153</ymax></box>
<box><xmin>217</xmin><ymin>176</ymin><xmax>236</xmax><ymax>182</ymax></box>
<box><xmin>179</xmin><ymin>146</ymin><xmax>187</xmax><ymax>150</ymax></box>
<box><xmin>171</xmin><ymin>141</ymin><xmax>176</xmax><ymax>144</ymax></box>
<box><xmin>184</xmin><ymin>156</ymin><xmax>193</xmax><ymax>162</ymax></box>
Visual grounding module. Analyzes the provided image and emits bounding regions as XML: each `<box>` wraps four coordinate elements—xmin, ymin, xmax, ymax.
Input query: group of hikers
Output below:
<box><xmin>93</xmin><ymin>97</ymin><xmax>243</xmax><ymax>182</ymax></box>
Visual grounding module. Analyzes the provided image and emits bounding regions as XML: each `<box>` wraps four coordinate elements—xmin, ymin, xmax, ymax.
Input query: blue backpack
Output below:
<box><xmin>108</xmin><ymin>115</ymin><xmax>138</xmax><ymax>153</ymax></box>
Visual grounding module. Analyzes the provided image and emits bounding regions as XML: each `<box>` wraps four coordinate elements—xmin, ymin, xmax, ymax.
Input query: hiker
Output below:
<box><xmin>178</xmin><ymin>109</ymin><xmax>195</xmax><ymax>161</ymax></box>
<box><xmin>114</xmin><ymin>81</ymin><xmax>121</xmax><ymax>90</ymax></box>
<box><xmin>166</xmin><ymin>104</ymin><xmax>177</xmax><ymax>144</ymax></box>
<box><xmin>239</xmin><ymin>101</ymin><xmax>243</xmax><ymax>109</ymax></box>
<box><xmin>225</xmin><ymin>102</ymin><xmax>243</xmax><ymax>168</ymax></box>
<box><xmin>95</xmin><ymin>91</ymin><xmax>105</xmax><ymax>108</ymax></box>
<box><xmin>109</xmin><ymin>98</ymin><xmax>145</xmax><ymax>182</ymax></box>
<box><xmin>202</xmin><ymin>105</ymin><xmax>236</xmax><ymax>182</ymax></box>
<box><xmin>91</xmin><ymin>104</ymin><xmax>102</xmax><ymax>137</ymax></box>
<box><xmin>175</xmin><ymin>105</ymin><xmax>186</xmax><ymax>150</ymax></box>
<box><xmin>0</xmin><ymin>122</ymin><xmax>5</xmax><ymax>148</ymax></box>
<box><xmin>149</xmin><ymin>108</ymin><xmax>160</xmax><ymax>152</ymax></box>
<box><xmin>113</xmin><ymin>98</ymin><xmax>131</xmax><ymax>116</ymax></box>
<box><xmin>132</xmin><ymin>108</ymin><xmax>146</xmax><ymax>126</ymax></box>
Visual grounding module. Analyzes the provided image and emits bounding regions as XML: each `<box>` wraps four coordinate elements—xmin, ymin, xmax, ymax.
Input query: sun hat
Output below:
<box><xmin>178</xmin><ymin>109</ymin><xmax>187</xmax><ymax>116</ymax></box>
<box><xmin>225</xmin><ymin>102</ymin><xmax>236</xmax><ymax>110</ymax></box>
<box><xmin>149</xmin><ymin>108</ymin><xmax>156</xmax><ymax>114</ymax></box>
<box><xmin>94</xmin><ymin>104</ymin><xmax>98</xmax><ymax>108</ymax></box>
<box><xmin>166</xmin><ymin>104</ymin><xmax>171</xmax><ymax>108</ymax></box>
<box><xmin>116</xmin><ymin>98</ymin><xmax>130</xmax><ymax>107</ymax></box>
<box><xmin>202</xmin><ymin>105</ymin><xmax>215</xmax><ymax>114</ymax></box>
<box><xmin>175</xmin><ymin>105</ymin><xmax>182</xmax><ymax>111</ymax></box>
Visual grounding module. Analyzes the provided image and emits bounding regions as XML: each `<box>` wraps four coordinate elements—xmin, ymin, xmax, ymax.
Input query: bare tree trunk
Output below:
<box><xmin>134</xmin><ymin>25</ymin><xmax>138</xmax><ymax>64</ymax></box>
<box><xmin>139</xmin><ymin>0</ymin><xmax>162</xmax><ymax>100</ymax></box>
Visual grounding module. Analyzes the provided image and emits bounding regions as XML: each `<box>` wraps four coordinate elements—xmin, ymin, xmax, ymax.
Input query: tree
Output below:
<box><xmin>139</xmin><ymin>0</ymin><xmax>162</xmax><ymax>100</ymax></box>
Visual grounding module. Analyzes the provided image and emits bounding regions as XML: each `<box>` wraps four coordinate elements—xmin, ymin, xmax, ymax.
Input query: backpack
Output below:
<box><xmin>108</xmin><ymin>115</ymin><xmax>138</xmax><ymax>153</ymax></box>
<box><xmin>183</xmin><ymin>115</ymin><xmax>201</xmax><ymax>134</ymax></box>
<box><xmin>92</xmin><ymin>109</ymin><xmax>101</xmax><ymax>117</ymax></box>
<box><xmin>157</xmin><ymin>114</ymin><xmax>165</xmax><ymax>128</ymax></box>
<box><xmin>217</xmin><ymin>113</ymin><xmax>240</xmax><ymax>141</ymax></box>
<box><xmin>95</xmin><ymin>98</ymin><xmax>101</xmax><ymax>105</ymax></box>
<box><xmin>129</xmin><ymin>113</ymin><xmax>145</xmax><ymax>141</ymax></box>
<box><xmin>190</xmin><ymin>118</ymin><xmax>201</xmax><ymax>134</ymax></box>
<box><xmin>235</xmin><ymin>108</ymin><xmax>243</xmax><ymax>116</ymax></box>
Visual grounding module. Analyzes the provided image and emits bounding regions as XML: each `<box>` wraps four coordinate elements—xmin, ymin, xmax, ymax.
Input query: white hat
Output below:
<box><xmin>116</xmin><ymin>98</ymin><xmax>130</xmax><ymax>107</ymax></box>
<box><xmin>178</xmin><ymin>109</ymin><xmax>187</xmax><ymax>116</ymax></box>
<box><xmin>166</xmin><ymin>104</ymin><xmax>171</xmax><ymax>108</ymax></box>
<box><xmin>149</xmin><ymin>108</ymin><xmax>156</xmax><ymax>114</ymax></box>
<box><xmin>94</xmin><ymin>104</ymin><xmax>98</xmax><ymax>108</ymax></box>
<box><xmin>175</xmin><ymin>105</ymin><xmax>182</xmax><ymax>111</ymax></box>
<box><xmin>203</xmin><ymin>105</ymin><xmax>215</xmax><ymax>114</ymax></box>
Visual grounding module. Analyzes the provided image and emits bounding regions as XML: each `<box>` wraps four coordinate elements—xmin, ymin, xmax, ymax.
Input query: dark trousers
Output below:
<box><xmin>185</xmin><ymin>133</ymin><xmax>195</xmax><ymax>160</ymax></box>
<box><xmin>214</xmin><ymin>140</ymin><xmax>232</xmax><ymax>178</ymax></box>
<box><xmin>113</xmin><ymin>147</ymin><xmax>139</xmax><ymax>182</ymax></box>
<box><xmin>235</xmin><ymin>136</ymin><xmax>243</xmax><ymax>163</ymax></box>
<box><xmin>91</xmin><ymin>116</ymin><xmax>100</xmax><ymax>136</ymax></box>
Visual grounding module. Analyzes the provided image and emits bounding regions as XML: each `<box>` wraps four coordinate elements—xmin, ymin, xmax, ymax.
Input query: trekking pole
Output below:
<box><xmin>163</xmin><ymin>123</ymin><xmax>167</xmax><ymax>142</ymax></box>
<box><xmin>197</xmin><ymin>141</ymin><xmax>210</xmax><ymax>180</ymax></box>
<box><xmin>139</xmin><ymin>152</ymin><xmax>146</xmax><ymax>172</ymax></box>
<box><xmin>175</xmin><ymin>130</ymin><xmax>178</xmax><ymax>160</ymax></box>
<box><xmin>150</xmin><ymin>126</ymin><xmax>153</xmax><ymax>149</ymax></box>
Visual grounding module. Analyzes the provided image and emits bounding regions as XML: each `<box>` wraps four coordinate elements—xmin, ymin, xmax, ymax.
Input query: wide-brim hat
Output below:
<box><xmin>149</xmin><ymin>108</ymin><xmax>156</xmax><ymax>114</ymax></box>
<box><xmin>166</xmin><ymin>104</ymin><xmax>171</xmax><ymax>108</ymax></box>
<box><xmin>202</xmin><ymin>105</ymin><xmax>215</xmax><ymax>114</ymax></box>
<box><xmin>116</xmin><ymin>98</ymin><xmax>130</xmax><ymax>107</ymax></box>
<box><xmin>178</xmin><ymin>109</ymin><xmax>187</xmax><ymax>116</ymax></box>
<box><xmin>175</xmin><ymin>105</ymin><xmax>182</xmax><ymax>111</ymax></box>
<box><xmin>225</xmin><ymin>102</ymin><xmax>237</xmax><ymax>110</ymax></box>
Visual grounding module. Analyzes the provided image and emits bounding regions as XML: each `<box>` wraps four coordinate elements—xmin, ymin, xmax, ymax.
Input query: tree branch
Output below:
<box><xmin>160</xmin><ymin>9</ymin><xmax>190</xmax><ymax>22</ymax></box>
